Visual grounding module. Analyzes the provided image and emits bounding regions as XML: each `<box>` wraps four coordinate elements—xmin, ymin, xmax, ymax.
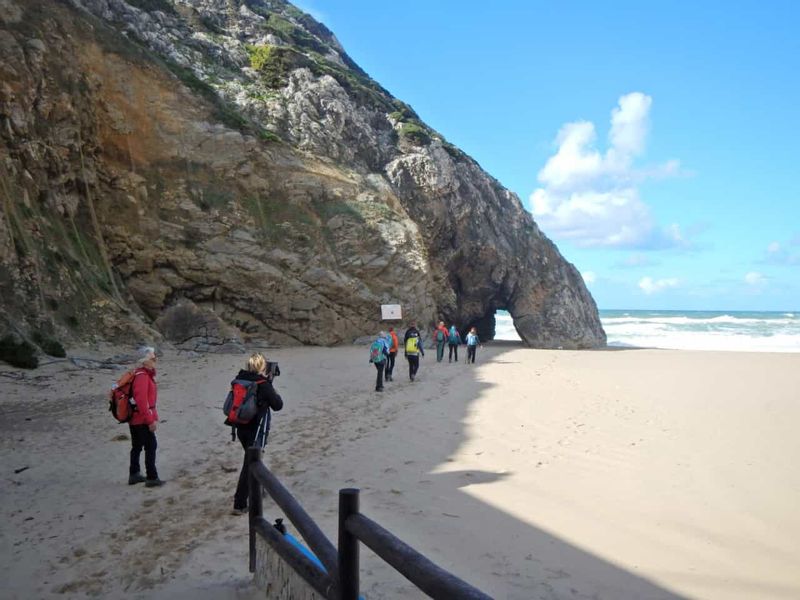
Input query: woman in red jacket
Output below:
<box><xmin>128</xmin><ymin>346</ymin><xmax>164</xmax><ymax>487</ymax></box>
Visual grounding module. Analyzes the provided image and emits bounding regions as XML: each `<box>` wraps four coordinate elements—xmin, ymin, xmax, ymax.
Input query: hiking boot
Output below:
<box><xmin>128</xmin><ymin>473</ymin><xmax>146</xmax><ymax>485</ymax></box>
<box><xmin>145</xmin><ymin>478</ymin><xmax>165</xmax><ymax>488</ymax></box>
<box><xmin>376</xmin><ymin>387</ymin><xmax>384</xmax><ymax>392</ymax></box>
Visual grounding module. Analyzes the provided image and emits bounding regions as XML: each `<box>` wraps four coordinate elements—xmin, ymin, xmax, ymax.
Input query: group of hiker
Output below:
<box><xmin>116</xmin><ymin>346</ymin><xmax>283</xmax><ymax>517</ymax></box>
<box><xmin>368</xmin><ymin>320</ymin><xmax>482</xmax><ymax>392</ymax></box>
<box><xmin>432</xmin><ymin>321</ymin><xmax>481</xmax><ymax>364</ymax></box>
<box><xmin>119</xmin><ymin>322</ymin><xmax>482</xmax><ymax>513</ymax></box>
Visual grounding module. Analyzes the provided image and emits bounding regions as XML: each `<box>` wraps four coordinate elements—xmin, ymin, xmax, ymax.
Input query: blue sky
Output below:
<box><xmin>295</xmin><ymin>1</ymin><xmax>799</xmax><ymax>311</ymax></box>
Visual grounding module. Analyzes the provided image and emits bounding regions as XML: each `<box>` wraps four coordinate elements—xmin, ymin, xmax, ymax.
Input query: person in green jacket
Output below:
<box><xmin>434</xmin><ymin>321</ymin><xmax>448</xmax><ymax>362</ymax></box>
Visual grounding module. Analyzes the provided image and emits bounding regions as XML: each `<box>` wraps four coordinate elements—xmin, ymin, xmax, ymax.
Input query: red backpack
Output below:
<box><xmin>109</xmin><ymin>370</ymin><xmax>138</xmax><ymax>423</ymax></box>
<box><xmin>223</xmin><ymin>378</ymin><xmax>265</xmax><ymax>425</ymax></box>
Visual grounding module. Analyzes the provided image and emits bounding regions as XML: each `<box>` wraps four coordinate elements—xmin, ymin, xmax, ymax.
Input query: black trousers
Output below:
<box><xmin>448</xmin><ymin>343</ymin><xmax>459</xmax><ymax>362</ymax></box>
<box><xmin>407</xmin><ymin>354</ymin><xmax>420</xmax><ymax>380</ymax></box>
<box><xmin>129</xmin><ymin>424</ymin><xmax>158</xmax><ymax>480</ymax></box>
<box><xmin>467</xmin><ymin>345</ymin><xmax>477</xmax><ymax>363</ymax></box>
<box><xmin>234</xmin><ymin>423</ymin><xmax>258</xmax><ymax>510</ymax></box>
<box><xmin>374</xmin><ymin>361</ymin><xmax>385</xmax><ymax>390</ymax></box>
<box><xmin>384</xmin><ymin>351</ymin><xmax>396</xmax><ymax>378</ymax></box>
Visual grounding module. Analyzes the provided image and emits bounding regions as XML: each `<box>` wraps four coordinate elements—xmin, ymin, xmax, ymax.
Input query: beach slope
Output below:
<box><xmin>1</xmin><ymin>345</ymin><xmax>798</xmax><ymax>599</ymax></box>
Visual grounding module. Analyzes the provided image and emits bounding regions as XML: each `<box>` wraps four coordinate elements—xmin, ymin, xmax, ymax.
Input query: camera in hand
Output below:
<box><xmin>268</xmin><ymin>362</ymin><xmax>280</xmax><ymax>377</ymax></box>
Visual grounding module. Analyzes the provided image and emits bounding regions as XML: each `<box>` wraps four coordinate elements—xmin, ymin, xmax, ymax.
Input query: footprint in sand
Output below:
<box><xmin>545</xmin><ymin>567</ymin><xmax>571</xmax><ymax>580</ymax></box>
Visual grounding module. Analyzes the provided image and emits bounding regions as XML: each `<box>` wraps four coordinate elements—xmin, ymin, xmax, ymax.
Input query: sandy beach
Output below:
<box><xmin>1</xmin><ymin>343</ymin><xmax>799</xmax><ymax>599</ymax></box>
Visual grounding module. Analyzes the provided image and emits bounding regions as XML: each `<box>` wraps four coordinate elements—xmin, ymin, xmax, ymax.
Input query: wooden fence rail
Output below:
<box><xmin>251</xmin><ymin>516</ymin><xmax>334</xmax><ymax>596</ymax></box>
<box><xmin>246</xmin><ymin>447</ymin><xmax>492</xmax><ymax>600</ymax></box>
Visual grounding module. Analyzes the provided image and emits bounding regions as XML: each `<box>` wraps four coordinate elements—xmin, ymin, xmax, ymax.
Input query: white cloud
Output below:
<box><xmin>530</xmin><ymin>93</ymin><xmax>685</xmax><ymax>249</ymax></box>
<box><xmin>582</xmin><ymin>271</ymin><xmax>596</xmax><ymax>284</ymax></box>
<box><xmin>767</xmin><ymin>241</ymin><xmax>781</xmax><ymax>253</ymax></box>
<box><xmin>639</xmin><ymin>276</ymin><xmax>679</xmax><ymax>295</ymax></box>
<box><xmin>744</xmin><ymin>271</ymin><xmax>766</xmax><ymax>286</ymax></box>
<box><xmin>609</xmin><ymin>92</ymin><xmax>651</xmax><ymax>157</ymax></box>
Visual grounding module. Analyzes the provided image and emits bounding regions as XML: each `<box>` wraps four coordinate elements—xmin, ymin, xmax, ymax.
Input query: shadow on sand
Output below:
<box><xmin>292</xmin><ymin>340</ymin><xmax>688</xmax><ymax>600</ymax></box>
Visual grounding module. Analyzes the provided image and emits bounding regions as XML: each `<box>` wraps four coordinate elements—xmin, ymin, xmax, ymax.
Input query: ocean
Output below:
<box><xmin>494</xmin><ymin>310</ymin><xmax>800</xmax><ymax>353</ymax></box>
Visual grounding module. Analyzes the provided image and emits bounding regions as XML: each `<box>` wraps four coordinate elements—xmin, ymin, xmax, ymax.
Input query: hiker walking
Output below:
<box><xmin>466</xmin><ymin>327</ymin><xmax>481</xmax><ymax>364</ymax></box>
<box><xmin>230</xmin><ymin>353</ymin><xmax>283</xmax><ymax>515</ymax></box>
<box><xmin>434</xmin><ymin>321</ymin><xmax>448</xmax><ymax>362</ymax></box>
<box><xmin>385</xmin><ymin>327</ymin><xmax>399</xmax><ymax>381</ymax></box>
<box><xmin>447</xmin><ymin>324</ymin><xmax>462</xmax><ymax>363</ymax></box>
<box><xmin>404</xmin><ymin>321</ymin><xmax>425</xmax><ymax>381</ymax></box>
<box><xmin>128</xmin><ymin>346</ymin><xmax>164</xmax><ymax>487</ymax></box>
<box><xmin>368</xmin><ymin>332</ymin><xmax>390</xmax><ymax>392</ymax></box>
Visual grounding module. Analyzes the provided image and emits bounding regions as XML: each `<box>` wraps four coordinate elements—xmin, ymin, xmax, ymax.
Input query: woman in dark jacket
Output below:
<box><xmin>232</xmin><ymin>353</ymin><xmax>283</xmax><ymax>514</ymax></box>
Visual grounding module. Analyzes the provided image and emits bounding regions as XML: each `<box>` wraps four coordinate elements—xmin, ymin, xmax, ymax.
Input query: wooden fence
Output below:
<box><xmin>246</xmin><ymin>448</ymin><xmax>492</xmax><ymax>599</ymax></box>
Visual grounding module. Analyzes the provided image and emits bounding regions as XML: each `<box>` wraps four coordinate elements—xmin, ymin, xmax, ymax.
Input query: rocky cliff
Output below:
<box><xmin>0</xmin><ymin>0</ymin><xmax>606</xmax><ymax>359</ymax></box>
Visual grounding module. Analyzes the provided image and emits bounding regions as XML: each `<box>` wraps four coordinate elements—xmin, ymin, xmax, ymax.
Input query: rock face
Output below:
<box><xmin>0</xmin><ymin>0</ymin><xmax>605</xmax><ymax>352</ymax></box>
<box><xmin>154</xmin><ymin>299</ymin><xmax>245</xmax><ymax>353</ymax></box>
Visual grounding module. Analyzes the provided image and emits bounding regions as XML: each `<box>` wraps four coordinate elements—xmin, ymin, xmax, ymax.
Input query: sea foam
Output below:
<box><xmin>494</xmin><ymin>310</ymin><xmax>800</xmax><ymax>352</ymax></box>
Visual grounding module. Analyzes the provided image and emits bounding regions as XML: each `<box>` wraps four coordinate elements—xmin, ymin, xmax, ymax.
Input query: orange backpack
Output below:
<box><xmin>109</xmin><ymin>370</ymin><xmax>138</xmax><ymax>423</ymax></box>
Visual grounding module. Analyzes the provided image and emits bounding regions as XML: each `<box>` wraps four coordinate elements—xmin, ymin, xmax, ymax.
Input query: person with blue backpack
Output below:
<box><xmin>447</xmin><ymin>324</ymin><xmax>462</xmax><ymax>363</ymax></box>
<box><xmin>384</xmin><ymin>327</ymin><xmax>399</xmax><ymax>381</ymax></box>
<box><xmin>368</xmin><ymin>332</ymin><xmax>390</xmax><ymax>392</ymax></box>
<box><xmin>466</xmin><ymin>326</ymin><xmax>481</xmax><ymax>364</ymax></box>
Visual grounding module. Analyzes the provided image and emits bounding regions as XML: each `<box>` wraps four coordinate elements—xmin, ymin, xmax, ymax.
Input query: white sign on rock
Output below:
<box><xmin>381</xmin><ymin>304</ymin><xmax>402</xmax><ymax>320</ymax></box>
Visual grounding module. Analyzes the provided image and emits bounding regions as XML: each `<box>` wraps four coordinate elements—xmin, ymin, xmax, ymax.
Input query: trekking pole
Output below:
<box><xmin>256</xmin><ymin>410</ymin><xmax>272</xmax><ymax>449</ymax></box>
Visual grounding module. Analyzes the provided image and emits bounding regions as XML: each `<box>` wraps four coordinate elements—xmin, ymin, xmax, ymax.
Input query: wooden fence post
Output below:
<box><xmin>338</xmin><ymin>488</ymin><xmax>360</xmax><ymax>600</ymax></box>
<box><xmin>248</xmin><ymin>447</ymin><xmax>263</xmax><ymax>573</ymax></box>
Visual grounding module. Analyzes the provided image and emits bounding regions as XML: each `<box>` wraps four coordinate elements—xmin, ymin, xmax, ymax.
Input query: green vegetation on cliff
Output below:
<box><xmin>398</xmin><ymin>122</ymin><xmax>431</xmax><ymax>145</ymax></box>
<box><xmin>389</xmin><ymin>106</ymin><xmax>434</xmax><ymax>146</ymax></box>
<box><xmin>245</xmin><ymin>41</ymin><xmax>394</xmax><ymax>113</ymax></box>
<box><xmin>246</xmin><ymin>44</ymin><xmax>311</xmax><ymax>88</ymax></box>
